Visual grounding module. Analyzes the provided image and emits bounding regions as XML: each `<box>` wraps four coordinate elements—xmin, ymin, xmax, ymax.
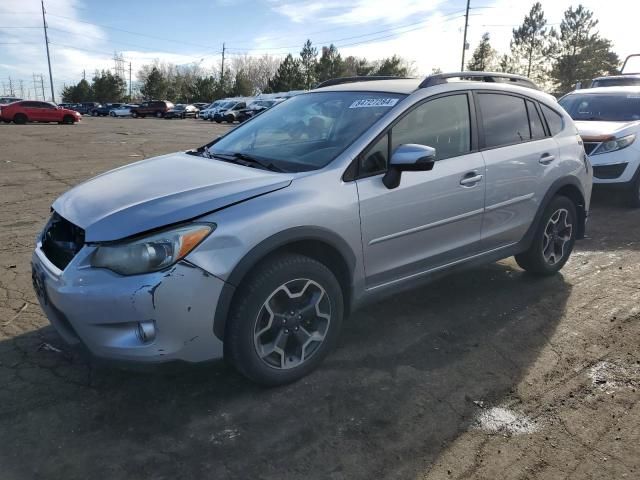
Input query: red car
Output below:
<box><xmin>0</xmin><ymin>101</ymin><xmax>81</xmax><ymax>125</ymax></box>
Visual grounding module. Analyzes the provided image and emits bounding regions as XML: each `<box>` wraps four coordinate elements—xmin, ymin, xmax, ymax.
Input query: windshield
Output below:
<box><xmin>559</xmin><ymin>93</ymin><xmax>640</xmax><ymax>122</ymax></box>
<box><xmin>208</xmin><ymin>91</ymin><xmax>405</xmax><ymax>172</ymax></box>
<box><xmin>174</xmin><ymin>105</ymin><xmax>185</xmax><ymax>110</ymax></box>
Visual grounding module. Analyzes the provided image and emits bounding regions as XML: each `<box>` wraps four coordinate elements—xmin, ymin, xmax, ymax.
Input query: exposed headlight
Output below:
<box><xmin>91</xmin><ymin>223</ymin><xmax>214</xmax><ymax>275</ymax></box>
<box><xmin>591</xmin><ymin>134</ymin><xmax>636</xmax><ymax>155</ymax></box>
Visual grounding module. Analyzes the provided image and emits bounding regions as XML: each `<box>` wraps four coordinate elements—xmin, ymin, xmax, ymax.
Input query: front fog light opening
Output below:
<box><xmin>137</xmin><ymin>320</ymin><xmax>156</xmax><ymax>343</ymax></box>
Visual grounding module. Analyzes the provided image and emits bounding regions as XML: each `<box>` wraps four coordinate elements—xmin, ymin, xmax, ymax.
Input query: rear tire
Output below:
<box><xmin>131</xmin><ymin>111</ymin><xmax>138</xmax><ymax>118</ymax></box>
<box><xmin>226</xmin><ymin>253</ymin><xmax>344</xmax><ymax>386</ymax></box>
<box><xmin>155</xmin><ymin>111</ymin><xmax>163</xmax><ymax>118</ymax></box>
<box><xmin>13</xmin><ymin>113</ymin><xmax>27</xmax><ymax>124</ymax></box>
<box><xmin>515</xmin><ymin>195</ymin><xmax>577</xmax><ymax>275</ymax></box>
<box><xmin>109</xmin><ymin>111</ymin><xmax>116</xmax><ymax>117</ymax></box>
<box><xmin>91</xmin><ymin>110</ymin><xmax>98</xmax><ymax>116</ymax></box>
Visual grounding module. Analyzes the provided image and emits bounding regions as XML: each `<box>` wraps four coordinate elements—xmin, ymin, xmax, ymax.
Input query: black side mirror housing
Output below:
<box><xmin>382</xmin><ymin>144</ymin><xmax>436</xmax><ymax>189</ymax></box>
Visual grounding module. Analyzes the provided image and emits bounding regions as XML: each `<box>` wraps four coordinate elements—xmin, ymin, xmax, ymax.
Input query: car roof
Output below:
<box><xmin>315</xmin><ymin>78</ymin><xmax>421</xmax><ymax>94</ymax></box>
<box><xmin>566</xmin><ymin>85</ymin><xmax>640</xmax><ymax>95</ymax></box>
<box><xmin>312</xmin><ymin>77</ymin><xmax>558</xmax><ymax>107</ymax></box>
<box><xmin>593</xmin><ymin>74</ymin><xmax>640</xmax><ymax>80</ymax></box>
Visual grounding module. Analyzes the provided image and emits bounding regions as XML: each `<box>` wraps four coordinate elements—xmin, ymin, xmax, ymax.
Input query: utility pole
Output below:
<box><xmin>129</xmin><ymin>61</ymin><xmax>132</xmax><ymax>99</ymax></box>
<box><xmin>460</xmin><ymin>0</ymin><xmax>471</xmax><ymax>71</ymax></box>
<box><xmin>32</xmin><ymin>74</ymin><xmax>39</xmax><ymax>100</ymax></box>
<box><xmin>220</xmin><ymin>42</ymin><xmax>226</xmax><ymax>86</ymax></box>
<box><xmin>41</xmin><ymin>0</ymin><xmax>55</xmax><ymax>102</ymax></box>
<box><xmin>82</xmin><ymin>69</ymin><xmax>85</xmax><ymax>80</ymax></box>
<box><xmin>40</xmin><ymin>75</ymin><xmax>46</xmax><ymax>101</ymax></box>
<box><xmin>8</xmin><ymin>77</ymin><xmax>14</xmax><ymax>96</ymax></box>
<box><xmin>19</xmin><ymin>80</ymin><xmax>25</xmax><ymax>99</ymax></box>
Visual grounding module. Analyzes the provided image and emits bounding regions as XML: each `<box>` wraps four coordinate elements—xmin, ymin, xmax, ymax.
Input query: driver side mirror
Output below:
<box><xmin>382</xmin><ymin>144</ymin><xmax>436</xmax><ymax>189</ymax></box>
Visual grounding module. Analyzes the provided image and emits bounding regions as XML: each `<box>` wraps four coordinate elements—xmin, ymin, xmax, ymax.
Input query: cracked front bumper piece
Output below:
<box><xmin>31</xmin><ymin>243</ymin><xmax>225</xmax><ymax>363</ymax></box>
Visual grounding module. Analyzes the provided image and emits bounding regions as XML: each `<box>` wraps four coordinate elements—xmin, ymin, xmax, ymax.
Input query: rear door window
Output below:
<box><xmin>478</xmin><ymin>93</ymin><xmax>531</xmax><ymax>148</ymax></box>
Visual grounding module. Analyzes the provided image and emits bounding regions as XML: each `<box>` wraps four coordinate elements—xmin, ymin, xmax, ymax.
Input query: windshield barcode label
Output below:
<box><xmin>349</xmin><ymin>98</ymin><xmax>399</xmax><ymax>109</ymax></box>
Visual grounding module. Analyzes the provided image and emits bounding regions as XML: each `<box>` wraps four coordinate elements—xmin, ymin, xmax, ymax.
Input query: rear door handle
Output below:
<box><xmin>460</xmin><ymin>173</ymin><xmax>483</xmax><ymax>186</ymax></box>
<box><xmin>539</xmin><ymin>153</ymin><xmax>555</xmax><ymax>165</ymax></box>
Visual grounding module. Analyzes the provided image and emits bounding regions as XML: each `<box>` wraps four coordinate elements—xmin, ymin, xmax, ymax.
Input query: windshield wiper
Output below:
<box><xmin>209</xmin><ymin>151</ymin><xmax>284</xmax><ymax>172</ymax></box>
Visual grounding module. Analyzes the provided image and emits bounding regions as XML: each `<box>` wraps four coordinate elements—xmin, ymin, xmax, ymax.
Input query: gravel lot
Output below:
<box><xmin>1</xmin><ymin>117</ymin><xmax>639</xmax><ymax>480</ymax></box>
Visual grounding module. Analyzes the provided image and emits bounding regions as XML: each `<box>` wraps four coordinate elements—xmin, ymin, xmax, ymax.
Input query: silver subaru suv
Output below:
<box><xmin>32</xmin><ymin>72</ymin><xmax>592</xmax><ymax>385</ymax></box>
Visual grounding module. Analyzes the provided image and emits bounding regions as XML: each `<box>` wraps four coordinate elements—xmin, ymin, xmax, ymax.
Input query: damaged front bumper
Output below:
<box><xmin>31</xmin><ymin>243</ymin><xmax>225</xmax><ymax>363</ymax></box>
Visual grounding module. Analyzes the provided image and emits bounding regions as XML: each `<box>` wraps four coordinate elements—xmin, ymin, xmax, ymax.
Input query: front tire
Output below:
<box><xmin>13</xmin><ymin>113</ymin><xmax>27</xmax><ymax>124</ymax></box>
<box><xmin>626</xmin><ymin>171</ymin><xmax>640</xmax><ymax>208</ymax></box>
<box><xmin>515</xmin><ymin>195</ymin><xmax>576</xmax><ymax>275</ymax></box>
<box><xmin>226</xmin><ymin>253</ymin><xmax>344</xmax><ymax>386</ymax></box>
<box><xmin>131</xmin><ymin>111</ymin><xmax>138</xmax><ymax>118</ymax></box>
<box><xmin>62</xmin><ymin>115</ymin><xmax>75</xmax><ymax>124</ymax></box>
<box><xmin>155</xmin><ymin>111</ymin><xmax>163</xmax><ymax>118</ymax></box>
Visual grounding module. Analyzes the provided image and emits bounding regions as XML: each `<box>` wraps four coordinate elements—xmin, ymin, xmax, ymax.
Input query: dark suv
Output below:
<box><xmin>130</xmin><ymin>101</ymin><xmax>175</xmax><ymax>118</ymax></box>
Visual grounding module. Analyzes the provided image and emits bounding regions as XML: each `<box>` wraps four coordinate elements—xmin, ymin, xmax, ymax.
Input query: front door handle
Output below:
<box><xmin>460</xmin><ymin>173</ymin><xmax>483</xmax><ymax>186</ymax></box>
<box><xmin>539</xmin><ymin>153</ymin><xmax>555</xmax><ymax>165</ymax></box>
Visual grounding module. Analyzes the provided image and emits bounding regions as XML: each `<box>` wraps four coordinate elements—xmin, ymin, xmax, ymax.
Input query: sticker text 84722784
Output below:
<box><xmin>349</xmin><ymin>98</ymin><xmax>399</xmax><ymax>109</ymax></box>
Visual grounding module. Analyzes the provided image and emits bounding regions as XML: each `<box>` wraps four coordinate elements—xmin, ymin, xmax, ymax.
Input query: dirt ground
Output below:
<box><xmin>0</xmin><ymin>117</ymin><xmax>638</xmax><ymax>480</ymax></box>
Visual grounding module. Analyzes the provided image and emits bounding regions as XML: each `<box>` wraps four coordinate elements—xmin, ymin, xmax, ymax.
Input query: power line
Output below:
<box><xmin>46</xmin><ymin>13</ymin><xmax>222</xmax><ymax>51</ymax></box>
<box><xmin>227</xmin><ymin>9</ymin><xmax>469</xmax><ymax>53</ymax></box>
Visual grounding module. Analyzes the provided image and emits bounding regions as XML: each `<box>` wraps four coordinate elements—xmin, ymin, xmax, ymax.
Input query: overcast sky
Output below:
<box><xmin>0</xmin><ymin>0</ymin><xmax>638</xmax><ymax>99</ymax></box>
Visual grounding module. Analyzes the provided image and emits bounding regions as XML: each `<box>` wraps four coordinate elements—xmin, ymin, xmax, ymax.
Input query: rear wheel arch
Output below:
<box><xmin>214</xmin><ymin>228</ymin><xmax>356</xmax><ymax>342</ymax></box>
<box><xmin>554</xmin><ymin>183</ymin><xmax>586</xmax><ymax>239</ymax></box>
<box><xmin>522</xmin><ymin>178</ymin><xmax>586</xmax><ymax>250</ymax></box>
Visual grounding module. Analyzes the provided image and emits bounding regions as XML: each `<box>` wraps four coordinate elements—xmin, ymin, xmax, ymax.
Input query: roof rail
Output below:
<box><xmin>315</xmin><ymin>76</ymin><xmax>413</xmax><ymax>89</ymax></box>
<box><xmin>419</xmin><ymin>72</ymin><xmax>538</xmax><ymax>90</ymax></box>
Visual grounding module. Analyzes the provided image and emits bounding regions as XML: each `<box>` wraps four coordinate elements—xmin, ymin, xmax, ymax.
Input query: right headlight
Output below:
<box><xmin>91</xmin><ymin>223</ymin><xmax>214</xmax><ymax>275</ymax></box>
<box><xmin>591</xmin><ymin>134</ymin><xmax>636</xmax><ymax>155</ymax></box>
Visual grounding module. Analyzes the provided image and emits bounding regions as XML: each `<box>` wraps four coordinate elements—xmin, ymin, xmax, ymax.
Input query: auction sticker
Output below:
<box><xmin>349</xmin><ymin>98</ymin><xmax>399</xmax><ymax>108</ymax></box>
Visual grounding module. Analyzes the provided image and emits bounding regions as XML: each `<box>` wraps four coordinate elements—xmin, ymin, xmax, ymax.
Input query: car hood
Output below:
<box><xmin>53</xmin><ymin>151</ymin><xmax>293</xmax><ymax>242</ymax></box>
<box><xmin>574</xmin><ymin>120</ymin><xmax>640</xmax><ymax>140</ymax></box>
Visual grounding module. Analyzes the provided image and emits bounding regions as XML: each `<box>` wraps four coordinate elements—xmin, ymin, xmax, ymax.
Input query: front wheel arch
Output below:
<box><xmin>214</xmin><ymin>230</ymin><xmax>356</xmax><ymax>342</ymax></box>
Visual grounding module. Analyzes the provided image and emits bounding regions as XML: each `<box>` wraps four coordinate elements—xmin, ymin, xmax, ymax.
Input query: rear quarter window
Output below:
<box><xmin>540</xmin><ymin>104</ymin><xmax>564</xmax><ymax>136</ymax></box>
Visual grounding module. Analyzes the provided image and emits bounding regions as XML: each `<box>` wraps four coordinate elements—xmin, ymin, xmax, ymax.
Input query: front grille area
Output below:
<box><xmin>41</xmin><ymin>212</ymin><xmax>85</xmax><ymax>270</ymax></box>
<box><xmin>593</xmin><ymin>163</ymin><xmax>628</xmax><ymax>180</ymax></box>
<box><xmin>583</xmin><ymin>142</ymin><xmax>599</xmax><ymax>155</ymax></box>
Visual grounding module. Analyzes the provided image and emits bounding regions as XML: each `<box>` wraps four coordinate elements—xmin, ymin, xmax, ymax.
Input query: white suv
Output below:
<box><xmin>560</xmin><ymin>86</ymin><xmax>640</xmax><ymax>206</ymax></box>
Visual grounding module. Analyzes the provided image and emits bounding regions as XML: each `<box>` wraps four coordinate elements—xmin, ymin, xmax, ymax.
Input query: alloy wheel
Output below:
<box><xmin>542</xmin><ymin>208</ymin><xmax>573</xmax><ymax>265</ymax></box>
<box><xmin>253</xmin><ymin>278</ymin><xmax>331</xmax><ymax>370</ymax></box>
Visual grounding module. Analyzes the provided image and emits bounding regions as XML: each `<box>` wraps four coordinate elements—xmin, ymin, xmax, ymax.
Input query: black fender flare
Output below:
<box><xmin>213</xmin><ymin>226</ymin><xmax>357</xmax><ymax>340</ymax></box>
<box><xmin>520</xmin><ymin>176</ymin><xmax>588</xmax><ymax>250</ymax></box>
